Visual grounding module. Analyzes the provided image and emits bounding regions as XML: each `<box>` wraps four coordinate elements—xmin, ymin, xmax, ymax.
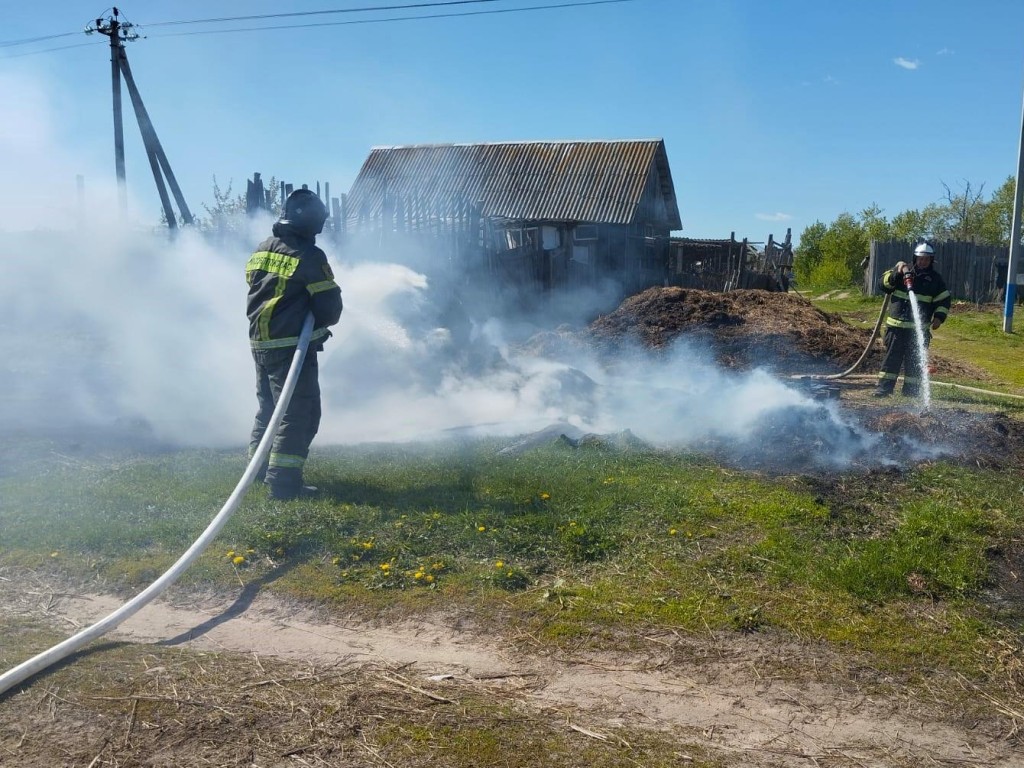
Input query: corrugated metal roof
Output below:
<box><xmin>344</xmin><ymin>139</ymin><xmax>681</xmax><ymax>229</ymax></box>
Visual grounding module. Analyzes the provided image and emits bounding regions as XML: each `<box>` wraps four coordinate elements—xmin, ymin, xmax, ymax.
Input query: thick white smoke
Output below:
<box><xmin>0</xmin><ymin>72</ymin><xmax>882</xmax><ymax>469</ymax></box>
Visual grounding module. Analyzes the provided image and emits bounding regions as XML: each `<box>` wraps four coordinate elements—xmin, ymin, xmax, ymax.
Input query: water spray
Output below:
<box><xmin>903</xmin><ymin>271</ymin><xmax>932</xmax><ymax>409</ymax></box>
<box><xmin>0</xmin><ymin>314</ymin><xmax>316</xmax><ymax>697</ymax></box>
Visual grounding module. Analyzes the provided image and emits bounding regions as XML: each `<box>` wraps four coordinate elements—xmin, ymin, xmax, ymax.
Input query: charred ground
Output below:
<box><xmin>554</xmin><ymin>287</ymin><xmax>1024</xmax><ymax>473</ymax></box>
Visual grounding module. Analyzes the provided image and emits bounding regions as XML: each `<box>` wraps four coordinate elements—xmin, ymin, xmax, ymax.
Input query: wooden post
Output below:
<box><xmin>109</xmin><ymin>30</ymin><xmax>127</xmax><ymax>212</ymax></box>
<box><xmin>332</xmin><ymin>196</ymin><xmax>343</xmax><ymax>235</ymax></box>
<box><xmin>118</xmin><ymin>53</ymin><xmax>194</xmax><ymax>225</ymax></box>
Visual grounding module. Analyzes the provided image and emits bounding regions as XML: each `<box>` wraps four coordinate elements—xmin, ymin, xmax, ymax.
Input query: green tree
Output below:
<box><xmin>813</xmin><ymin>212</ymin><xmax>868</xmax><ymax>287</ymax></box>
<box><xmin>977</xmin><ymin>175</ymin><xmax>1015</xmax><ymax>246</ymax></box>
<box><xmin>793</xmin><ymin>220</ymin><xmax>827</xmax><ymax>284</ymax></box>
<box><xmin>889</xmin><ymin>208</ymin><xmax>929</xmax><ymax>242</ymax></box>
<box><xmin>859</xmin><ymin>203</ymin><xmax>891</xmax><ymax>242</ymax></box>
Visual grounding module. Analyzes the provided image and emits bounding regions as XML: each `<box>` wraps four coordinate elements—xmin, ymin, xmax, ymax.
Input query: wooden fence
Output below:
<box><xmin>669</xmin><ymin>228</ymin><xmax>793</xmax><ymax>292</ymax></box>
<box><xmin>866</xmin><ymin>240</ymin><xmax>1009</xmax><ymax>304</ymax></box>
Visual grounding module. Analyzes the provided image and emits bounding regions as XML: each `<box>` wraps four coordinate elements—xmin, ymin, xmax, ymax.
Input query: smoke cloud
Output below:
<box><xmin>0</xmin><ymin>74</ymin><xmax>897</xmax><ymax>474</ymax></box>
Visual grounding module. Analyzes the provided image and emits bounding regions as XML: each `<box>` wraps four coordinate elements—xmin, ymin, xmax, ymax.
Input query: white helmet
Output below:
<box><xmin>914</xmin><ymin>243</ymin><xmax>935</xmax><ymax>257</ymax></box>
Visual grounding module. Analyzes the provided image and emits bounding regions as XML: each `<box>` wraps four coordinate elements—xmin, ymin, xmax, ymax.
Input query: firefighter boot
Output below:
<box><xmin>265</xmin><ymin>466</ymin><xmax>319</xmax><ymax>501</ymax></box>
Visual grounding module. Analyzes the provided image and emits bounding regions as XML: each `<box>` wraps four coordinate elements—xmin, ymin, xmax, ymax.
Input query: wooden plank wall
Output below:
<box><xmin>866</xmin><ymin>240</ymin><xmax>1009</xmax><ymax>303</ymax></box>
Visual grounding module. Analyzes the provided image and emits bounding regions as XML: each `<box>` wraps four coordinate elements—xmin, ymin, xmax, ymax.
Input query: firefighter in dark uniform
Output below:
<box><xmin>874</xmin><ymin>242</ymin><xmax>951</xmax><ymax>397</ymax></box>
<box><xmin>246</xmin><ymin>189</ymin><xmax>343</xmax><ymax>499</ymax></box>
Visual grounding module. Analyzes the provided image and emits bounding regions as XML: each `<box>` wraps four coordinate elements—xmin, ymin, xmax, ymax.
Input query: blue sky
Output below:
<box><xmin>4</xmin><ymin>0</ymin><xmax>1024</xmax><ymax>240</ymax></box>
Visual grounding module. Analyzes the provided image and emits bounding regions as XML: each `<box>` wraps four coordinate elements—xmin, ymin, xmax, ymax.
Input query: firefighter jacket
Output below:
<box><xmin>879</xmin><ymin>265</ymin><xmax>951</xmax><ymax>330</ymax></box>
<box><xmin>246</xmin><ymin>222</ymin><xmax>343</xmax><ymax>350</ymax></box>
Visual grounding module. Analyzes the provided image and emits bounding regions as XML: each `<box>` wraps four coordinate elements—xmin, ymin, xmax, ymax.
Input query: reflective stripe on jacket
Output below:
<box><xmin>246</xmin><ymin>224</ymin><xmax>343</xmax><ymax>350</ymax></box>
<box><xmin>879</xmin><ymin>266</ymin><xmax>951</xmax><ymax>330</ymax></box>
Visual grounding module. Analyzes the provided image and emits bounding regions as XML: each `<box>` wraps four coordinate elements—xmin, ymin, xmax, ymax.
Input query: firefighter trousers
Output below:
<box><xmin>248</xmin><ymin>347</ymin><xmax>321</xmax><ymax>492</ymax></box>
<box><xmin>877</xmin><ymin>326</ymin><xmax>929</xmax><ymax>395</ymax></box>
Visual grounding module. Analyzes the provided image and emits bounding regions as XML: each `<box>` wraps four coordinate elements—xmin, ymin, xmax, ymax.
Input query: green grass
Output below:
<box><xmin>3</xmin><ymin>440</ymin><xmax>1023</xmax><ymax>685</ymax></box>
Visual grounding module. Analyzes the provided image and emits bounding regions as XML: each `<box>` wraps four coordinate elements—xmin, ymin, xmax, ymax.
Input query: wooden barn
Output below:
<box><xmin>338</xmin><ymin>139</ymin><xmax>682</xmax><ymax>305</ymax></box>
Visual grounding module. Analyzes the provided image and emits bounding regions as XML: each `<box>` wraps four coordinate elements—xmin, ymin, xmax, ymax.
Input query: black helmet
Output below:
<box><xmin>280</xmin><ymin>189</ymin><xmax>328</xmax><ymax>237</ymax></box>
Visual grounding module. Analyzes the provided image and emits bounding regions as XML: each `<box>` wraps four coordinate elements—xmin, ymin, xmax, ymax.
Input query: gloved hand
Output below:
<box><xmin>894</xmin><ymin>261</ymin><xmax>908</xmax><ymax>274</ymax></box>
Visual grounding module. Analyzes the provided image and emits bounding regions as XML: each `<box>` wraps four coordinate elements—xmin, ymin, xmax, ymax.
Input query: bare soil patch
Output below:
<box><xmin>2</xmin><ymin>570</ymin><xmax>1022</xmax><ymax>767</ymax></box>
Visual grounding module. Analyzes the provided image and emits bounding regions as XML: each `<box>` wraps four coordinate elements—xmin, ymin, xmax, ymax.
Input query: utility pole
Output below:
<box><xmin>87</xmin><ymin>8</ymin><xmax>194</xmax><ymax>230</ymax></box>
<box><xmin>89</xmin><ymin>8</ymin><xmax>136</xmax><ymax>212</ymax></box>
<box><xmin>1005</xmin><ymin>76</ymin><xmax>1024</xmax><ymax>332</ymax></box>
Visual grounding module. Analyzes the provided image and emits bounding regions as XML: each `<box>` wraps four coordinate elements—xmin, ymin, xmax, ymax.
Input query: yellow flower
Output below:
<box><xmin>425</xmin><ymin>574</ymin><xmax>435</xmax><ymax>583</ymax></box>
<box><xmin>478</xmin><ymin>525</ymin><xmax>486</xmax><ymax>532</ymax></box>
<box><xmin>362</xmin><ymin>541</ymin><xmax>374</xmax><ymax>549</ymax></box>
<box><xmin>414</xmin><ymin>571</ymin><xmax>424</xmax><ymax>580</ymax></box>
<box><xmin>380</xmin><ymin>563</ymin><xmax>391</xmax><ymax>571</ymax></box>
<box><xmin>232</xmin><ymin>555</ymin><xmax>245</xmax><ymax>565</ymax></box>
<box><xmin>539</xmin><ymin>492</ymin><xmax>551</xmax><ymax>500</ymax></box>
<box><xmin>225</xmin><ymin>550</ymin><xmax>235</xmax><ymax>558</ymax></box>
<box><xmin>669</xmin><ymin>529</ymin><xmax>677</xmax><ymax>536</ymax></box>
<box><xmin>246</xmin><ymin>548</ymin><xmax>255</xmax><ymax>554</ymax></box>
<box><xmin>495</xmin><ymin>560</ymin><xmax>504</xmax><ymax>569</ymax></box>
<box><xmin>432</xmin><ymin>562</ymin><xmax>444</xmax><ymax>571</ymax></box>
<box><xmin>332</xmin><ymin>556</ymin><xmax>341</xmax><ymax>565</ymax></box>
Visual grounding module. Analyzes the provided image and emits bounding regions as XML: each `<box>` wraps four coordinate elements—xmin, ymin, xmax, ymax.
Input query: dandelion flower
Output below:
<box><xmin>495</xmin><ymin>560</ymin><xmax>504</xmax><ymax>569</ymax></box>
<box><xmin>232</xmin><ymin>555</ymin><xmax>245</xmax><ymax>565</ymax></box>
<box><xmin>425</xmin><ymin>574</ymin><xmax>435</xmax><ymax>583</ymax></box>
<box><xmin>669</xmin><ymin>529</ymin><xmax>677</xmax><ymax>536</ymax></box>
<box><xmin>380</xmin><ymin>563</ymin><xmax>391</xmax><ymax>571</ymax></box>
<box><xmin>414</xmin><ymin>571</ymin><xmax>424</xmax><ymax>580</ymax></box>
<box><xmin>539</xmin><ymin>492</ymin><xmax>551</xmax><ymax>500</ymax></box>
<box><xmin>225</xmin><ymin>550</ymin><xmax>235</xmax><ymax>558</ymax></box>
<box><xmin>478</xmin><ymin>525</ymin><xmax>486</xmax><ymax>532</ymax></box>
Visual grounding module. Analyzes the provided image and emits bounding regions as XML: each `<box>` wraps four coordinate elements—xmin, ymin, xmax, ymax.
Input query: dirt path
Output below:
<box><xmin>2</xmin><ymin>573</ymin><xmax>1020</xmax><ymax>767</ymax></box>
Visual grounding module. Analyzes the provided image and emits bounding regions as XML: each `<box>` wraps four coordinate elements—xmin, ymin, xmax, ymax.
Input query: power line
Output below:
<box><xmin>147</xmin><ymin>0</ymin><xmax>636</xmax><ymax>38</ymax></box>
<box><xmin>0</xmin><ymin>41</ymin><xmax>97</xmax><ymax>59</ymax></box>
<box><xmin>141</xmin><ymin>0</ymin><xmax>506</xmax><ymax>27</ymax></box>
<box><xmin>0</xmin><ymin>31</ymin><xmax>79</xmax><ymax>49</ymax></box>
<box><xmin>0</xmin><ymin>0</ymin><xmax>635</xmax><ymax>56</ymax></box>
<box><xmin>0</xmin><ymin>1</ymin><xmax>500</xmax><ymax>48</ymax></box>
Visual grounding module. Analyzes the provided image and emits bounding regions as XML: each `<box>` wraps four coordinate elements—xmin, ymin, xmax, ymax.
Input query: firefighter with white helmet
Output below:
<box><xmin>873</xmin><ymin>242</ymin><xmax>951</xmax><ymax>397</ymax></box>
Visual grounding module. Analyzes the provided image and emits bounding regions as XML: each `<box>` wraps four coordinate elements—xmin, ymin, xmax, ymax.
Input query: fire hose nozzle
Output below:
<box><xmin>903</xmin><ymin>272</ymin><xmax>914</xmax><ymax>290</ymax></box>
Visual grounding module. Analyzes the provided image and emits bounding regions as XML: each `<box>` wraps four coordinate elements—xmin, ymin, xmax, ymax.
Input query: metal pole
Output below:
<box><xmin>109</xmin><ymin>21</ymin><xmax>127</xmax><ymax>212</ymax></box>
<box><xmin>1004</xmin><ymin>76</ymin><xmax>1024</xmax><ymax>332</ymax></box>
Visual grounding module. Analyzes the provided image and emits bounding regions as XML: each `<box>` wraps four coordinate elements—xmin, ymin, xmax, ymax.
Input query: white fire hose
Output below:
<box><xmin>0</xmin><ymin>313</ymin><xmax>315</xmax><ymax>697</ymax></box>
